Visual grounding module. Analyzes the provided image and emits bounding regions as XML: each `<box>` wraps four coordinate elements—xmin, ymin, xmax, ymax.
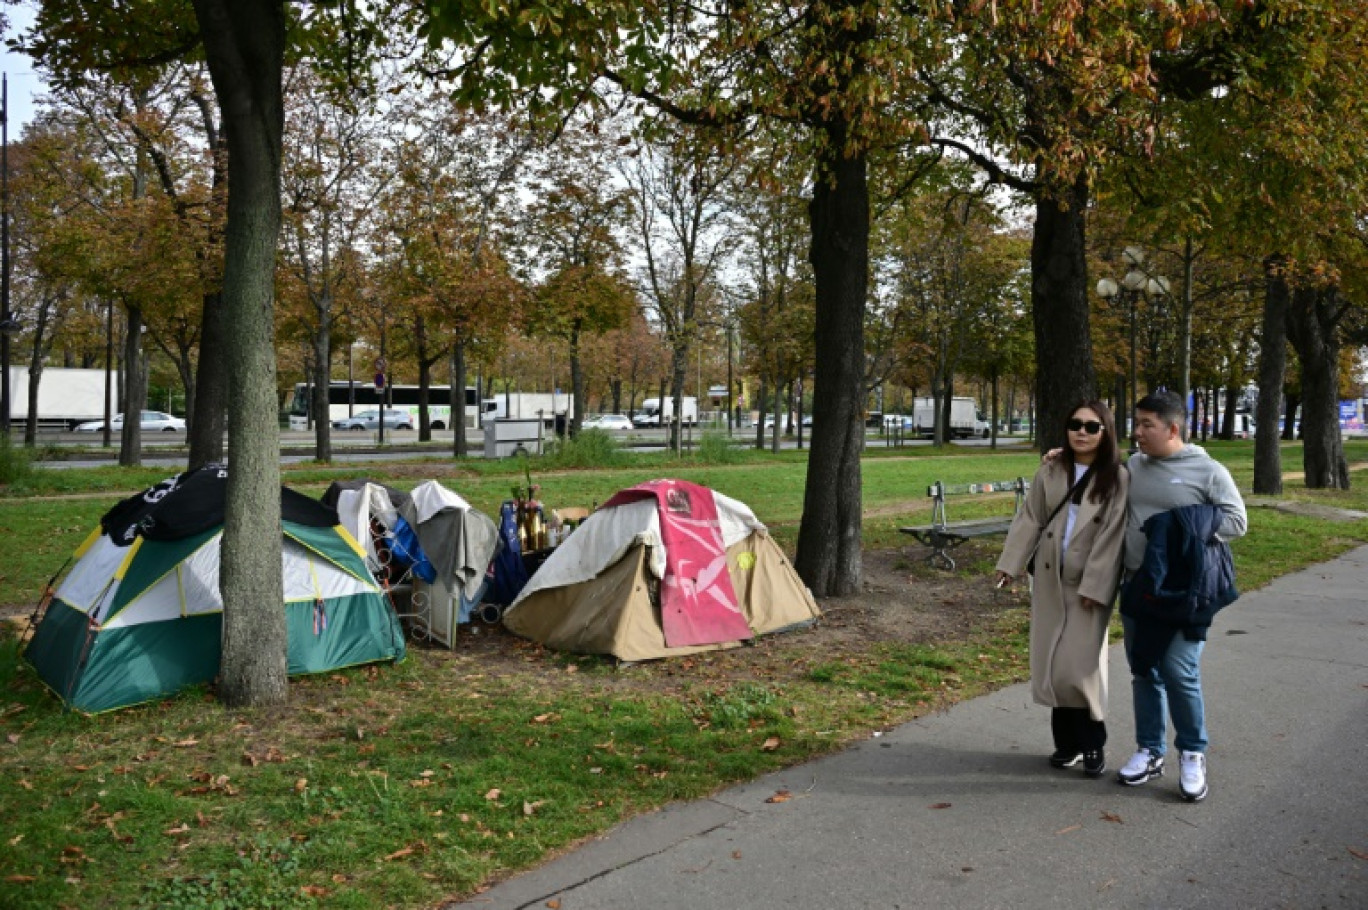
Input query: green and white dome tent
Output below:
<box><xmin>25</xmin><ymin>465</ymin><xmax>405</xmax><ymax>713</ymax></box>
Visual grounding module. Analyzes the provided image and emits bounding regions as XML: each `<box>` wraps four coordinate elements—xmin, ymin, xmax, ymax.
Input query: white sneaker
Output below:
<box><xmin>1179</xmin><ymin>750</ymin><xmax>1208</xmax><ymax>801</ymax></box>
<box><xmin>1117</xmin><ymin>749</ymin><xmax>1164</xmax><ymax>786</ymax></box>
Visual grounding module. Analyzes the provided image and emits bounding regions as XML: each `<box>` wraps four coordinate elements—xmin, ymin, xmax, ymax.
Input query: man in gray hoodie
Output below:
<box><xmin>1116</xmin><ymin>391</ymin><xmax>1247</xmax><ymax>801</ymax></box>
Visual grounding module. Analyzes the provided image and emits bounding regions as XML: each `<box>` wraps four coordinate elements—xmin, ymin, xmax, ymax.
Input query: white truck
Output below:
<box><xmin>5</xmin><ymin>367</ymin><xmax>119</xmax><ymax>430</ymax></box>
<box><xmin>634</xmin><ymin>396</ymin><xmax>698</xmax><ymax>427</ymax></box>
<box><xmin>482</xmin><ymin>392</ymin><xmax>574</xmax><ymax>428</ymax></box>
<box><xmin>908</xmin><ymin>397</ymin><xmax>982</xmax><ymax>439</ymax></box>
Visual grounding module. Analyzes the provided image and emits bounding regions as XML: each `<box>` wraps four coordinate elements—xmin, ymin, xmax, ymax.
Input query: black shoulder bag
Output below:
<box><xmin>1026</xmin><ymin>466</ymin><xmax>1093</xmax><ymax>576</ymax></box>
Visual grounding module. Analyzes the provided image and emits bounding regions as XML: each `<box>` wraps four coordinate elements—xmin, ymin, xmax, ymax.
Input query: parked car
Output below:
<box><xmin>583</xmin><ymin>413</ymin><xmax>633</xmax><ymax>431</ymax></box>
<box><xmin>75</xmin><ymin>410</ymin><xmax>186</xmax><ymax>433</ymax></box>
<box><xmin>632</xmin><ymin>412</ymin><xmax>659</xmax><ymax>427</ymax></box>
<box><xmin>331</xmin><ymin>408</ymin><xmax>413</xmax><ymax>431</ymax></box>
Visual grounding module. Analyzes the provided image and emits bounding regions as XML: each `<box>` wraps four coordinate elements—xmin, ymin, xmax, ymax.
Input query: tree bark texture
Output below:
<box><xmin>1286</xmin><ymin>284</ymin><xmax>1349</xmax><ymax>489</ymax></box>
<box><xmin>1252</xmin><ymin>256</ymin><xmax>1289</xmax><ymax>495</ymax></box>
<box><xmin>794</xmin><ymin>137</ymin><xmax>867</xmax><ymax>597</ymax></box>
<box><xmin>1030</xmin><ymin>174</ymin><xmax>1096</xmax><ymax>453</ymax></box>
<box><xmin>451</xmin><ymin>340</ymin><xmax>468</xmax><ymax>457</ymax></box>
<box><xmin>118</xmin><ymin>306</ymin><xmax>146</xmax><ymax>467</ymax></box>
<box><xmin>569</xmin><ymin>321</ymin><xmax>584</xmax><ymax>437</ymax></box>
<box><xmin>194</xmin><ymin>0</ymin><xmax>288</xmax><ymax>708</ymax></box>
<box><xmin>311</xmin><ymin>312</ymin><xmax>333</xmax><ymax>461</ymax></box>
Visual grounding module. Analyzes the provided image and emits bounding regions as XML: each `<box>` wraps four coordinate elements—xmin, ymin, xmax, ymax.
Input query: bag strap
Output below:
<box><xmin>1041</xmin><ymin>465</ymin><xmax>1093</xmax><ymax>530</ymax></box>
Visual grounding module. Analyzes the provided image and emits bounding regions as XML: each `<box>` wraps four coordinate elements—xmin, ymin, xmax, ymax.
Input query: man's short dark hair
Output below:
<box><xmin>1135</xmin><ymin>390</ymin><xmax>1187</xmax><ymax>428</ymax></box>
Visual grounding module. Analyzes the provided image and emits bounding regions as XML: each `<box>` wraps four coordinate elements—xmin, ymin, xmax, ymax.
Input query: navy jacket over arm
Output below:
<box><xmin>1120</xmin><ymin>504</ymin><xmax>1239</xmax><ymax>672</ymax></box>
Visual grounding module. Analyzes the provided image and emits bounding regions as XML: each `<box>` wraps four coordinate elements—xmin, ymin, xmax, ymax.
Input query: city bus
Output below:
<box><xmin>286</xmin><ymin>382</ymin><xmax>479</xmax><ymax>431</ymax></box>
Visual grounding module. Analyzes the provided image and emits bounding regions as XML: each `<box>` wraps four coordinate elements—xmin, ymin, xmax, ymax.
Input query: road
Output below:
<box><xmin>33</xmin><ymin>428</ymin><xmax>1029</xmax><ymax>469</ymax></box>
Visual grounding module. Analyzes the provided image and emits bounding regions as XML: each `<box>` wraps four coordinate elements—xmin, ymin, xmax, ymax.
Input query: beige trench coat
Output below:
<box><xmin>996</xmin><ymin>461</ymin><xmax>1129</xmax><ymax>721</ymax></box>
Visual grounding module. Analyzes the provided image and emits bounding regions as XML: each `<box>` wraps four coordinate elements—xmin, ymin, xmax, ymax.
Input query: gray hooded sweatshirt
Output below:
<box><xmin>1124</xmin><ymin>444</ymin><xmax>1247</xmax><ymax>573</ymax></box>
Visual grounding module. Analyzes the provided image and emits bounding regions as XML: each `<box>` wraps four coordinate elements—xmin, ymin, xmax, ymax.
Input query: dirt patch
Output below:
<box><xmin>400</xmin><ymin>539</ymin><xmax>1022</xmax><ymax>692</ymax></box>
<box><xmin>0</xmin><ymin>539</ymin><xmax>1023</xmax><ymax>696</ymax></box>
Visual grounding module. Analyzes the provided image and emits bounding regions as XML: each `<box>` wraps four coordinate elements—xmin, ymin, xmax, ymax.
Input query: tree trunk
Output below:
<box><xmin>311</xmin><ymin>311</ymin><xmax>332</xmax><ymax>461</ymax></box>
<box><xmin>670</xmin><ymin>342</ymin><xmax>687</xmax><ymax>454</ymax></box>
<box><xmin>1282</xmin><ymin>393</ymin><xmax>1298</xmax><ymax>441</ymax></box>
<box><xmin>188</xmin><ymin>290</ymin><xmax>228</xmax><ymax>469</ymax></box>
<box><xmin>119</xmin><ymin>305</ymin><xmax>146</xmax><ymax>467</ymax></box>
<box><xmin>794</xmin><ymin>135</ymin><xmax>866</xmax><ymax>597</ymax></box>
<box><xmin>1286</xmin><ymin>284</ymin><xmax>1349</xmax><ymax>489</ymax></box>
<box><xmin>194</xmin><ymin>0</ymin><xmax>287</xmax><ymax>708</ymax></box>
<box><xmin>989</xmin><ymin>366</ymin><xmax>999</xmax><ymax>450</ymax></box>
<box><xmin>771</xmin><ymin>377</ymin><xmax>783</xmax><ymax>452</ymax></box>
<box><xmin>1252</xmin><ymin>256</ymin><xmax>1289</xmax><ymax>495</ymax></box>
<box><xmin>754</xmin><ymin>375</ymin><xmax>767</xmax><ymax>450</ymax></box>
<box><xmin>1030</xmin><ymin>173</ymin><xmax>1096</xmax><ymax>453</ymax></box>
<box><xmin>451</xmin><ymin>338</ymin><xmax>468</xmax><ymax>456</ymax></box>
<box><xmin>569</xmin><ymin>320</ymin><xmax>584</xmax><ymax>438</ymax></box>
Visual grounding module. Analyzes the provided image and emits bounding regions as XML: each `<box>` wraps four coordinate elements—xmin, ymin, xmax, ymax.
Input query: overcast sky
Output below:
<box><xmin>2</xmin><ymin>2</ymin><xmax>43</xmax><ymax>137</ymax></box>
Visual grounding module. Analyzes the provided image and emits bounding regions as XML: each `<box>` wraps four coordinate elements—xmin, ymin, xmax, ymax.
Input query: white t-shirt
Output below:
<box><xmin>1062</xmin><ymin>462</ymin><xmax>1089</xmax><ymax>554</ymax></box>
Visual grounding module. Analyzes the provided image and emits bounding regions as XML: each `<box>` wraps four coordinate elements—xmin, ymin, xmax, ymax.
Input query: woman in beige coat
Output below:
<box><xmin>995</xmin><ymin>400</ymin><xmax>1128</xmax><ymax>777</ymax></box>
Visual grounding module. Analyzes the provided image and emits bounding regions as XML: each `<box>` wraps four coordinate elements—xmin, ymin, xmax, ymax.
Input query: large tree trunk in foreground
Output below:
<box><xmin>1286</xmin><ymin>284</ymin><xmax>1349</xmax><ymax>489</ymax></box>
<box><xmin>1031</xmin><ymin>173</ymin><xmax>1096</xmax><ymax>453</ymax></box>
<box><xmin>195</xmin><ymin>0</ymin><xmax>287</xmax><ymax>708</ymax></box>
<box><xmin>795</xmin><ymin>132</ymin><xmax>866</xmax><ymax>598</ymax></box>
<box><xmin>1253</xmin><ymin>256</ymin><xmax>1289</xmax><ymax>495</ymax></box>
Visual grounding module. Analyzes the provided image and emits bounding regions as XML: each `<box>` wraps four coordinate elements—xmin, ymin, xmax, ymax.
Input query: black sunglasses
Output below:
<box><xmin>1067</xmin><ymin>418</ymin><xmax>1103</xmax><ymax>434</ymax></box>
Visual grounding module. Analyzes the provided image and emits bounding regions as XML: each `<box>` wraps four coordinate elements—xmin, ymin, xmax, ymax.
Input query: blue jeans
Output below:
<box><xmin>1121</xmin><ymin>615</ymin><xmax>1208</xmax><ymax>756</ymax></box>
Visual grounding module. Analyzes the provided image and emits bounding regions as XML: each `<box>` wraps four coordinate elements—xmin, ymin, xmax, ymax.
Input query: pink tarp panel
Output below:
<box><xmin>602</xmin><ymin>479</ymin><xmax>751</xmax><ymax>648</ymax></box>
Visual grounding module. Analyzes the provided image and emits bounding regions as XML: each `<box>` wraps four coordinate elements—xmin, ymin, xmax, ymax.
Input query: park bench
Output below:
<box><xmin>900</xmin><ymin>477</ymin><xmax>1030</xmax><ymax>570</ymax></box>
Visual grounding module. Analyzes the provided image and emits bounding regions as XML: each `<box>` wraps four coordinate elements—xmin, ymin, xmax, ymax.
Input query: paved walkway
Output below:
<box><xmin>453</xmin><ymin>547</ymin><xmax>1368</xmax><ymax>910</ymax></box>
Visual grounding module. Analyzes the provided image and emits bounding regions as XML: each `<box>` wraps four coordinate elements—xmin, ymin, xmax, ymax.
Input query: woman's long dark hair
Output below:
<box><xmin>1060</xmin><ymin>399</ymin><xmax>1123</xmax><ymax>505</ymax></box>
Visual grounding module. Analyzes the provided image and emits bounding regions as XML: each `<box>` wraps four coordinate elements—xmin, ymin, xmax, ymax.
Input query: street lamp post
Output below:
<box><xmin>1096</xmin><ymin>246</ymin><xmax>1169</xmax><ymax>444</ymax></box>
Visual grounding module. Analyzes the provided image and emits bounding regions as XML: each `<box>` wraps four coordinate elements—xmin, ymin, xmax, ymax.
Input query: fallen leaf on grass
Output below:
<box><xmin>6</xmin><ymin>733</ymin><xmax>19</xmax><ymax>745</ymax></box>
<box><xmin>7</xmin><ymin>835</ymin><xmax>21</xmax><ymax>846</ymax></box>
<box><xmin>294</xmin><ymin>778</ymin><xmax>308</xmax><ymax>792</ymax></box>
<box><xmin>564</xmin><ymin>664</ymin><xmax>579</xmax><ymax>674</ymax></box>
<box><xmin>929</xmin><ymin>803</ymin><xmax>952</xmax><ymax>810</ymax></box>
<box><xmin>1100</xmin><ymin>811</ymin><xmax>1123</xmax><ymax>824</ymax></box>
<box><xmin>163</xmin><ymin>823</ymin><xmax>190</xmax><ymax>836</ymax></box>
<box><xmin>300</xmin><ymin>885</ymin><xmax>330</xmax><ymax>898</ymax></box>
<box><xmin>409</xmin><ymin>779</ymin><xmax>433</xmax><ymax>788</ymax></box>
<box><xmin>173</xmin><ymin>738</ymin><xmax>199</xmax><ymax>748</ymax></box>
<box><xmin>5</xmin><ymin>875</ymin><xmax>35</xmax><ymax>883</ymax></box>
<box><xmin>523</xmin><ymin>800</ymin><xmax>546</xmax><ymax>816</ymax></box>
<box><xmin>761</xmin><ymin>736</ymin><xmax>781</xmax><ymax>752</ymax></box>
<box><xmin>17</xmin><ymin>779</ymin><xmax>32</xmax><ymax>790</ymax></box>
<box><xmin>765</xmin><ymin>789</ymin><xmax>792</xmax><ymax>804</ymax></box>
<box><xmin>532</xmin><ymin>713</ymin><xmax>559</xmax><ymax>724</ymax></box>
<box><xmin>384</xmin><ymin>842</ymin><xmax>426</xmax><ymax>862</ymax></box>
<box><xmin>1056</xmin><ymin>824</ymin><xmax>1082</xmax><ymax>835</ymax></box>
<box><xmin>485</xmin><ymin>788</ymin><xmax>502</xmax><ymax>801</ymax></box>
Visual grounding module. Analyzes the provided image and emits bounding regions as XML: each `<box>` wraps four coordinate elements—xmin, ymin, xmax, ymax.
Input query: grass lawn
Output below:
<box><xmin>1</xmin><ymin>437</ymin><xmax>1366</xmax><ymax>908</ymax></box>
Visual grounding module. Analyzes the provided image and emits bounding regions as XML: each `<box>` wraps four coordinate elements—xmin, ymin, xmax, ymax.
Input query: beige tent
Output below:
<box><xmin>501</xmin><ymin>491</ymin><xmax>820</xmax><ymax>661</ymax></box>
